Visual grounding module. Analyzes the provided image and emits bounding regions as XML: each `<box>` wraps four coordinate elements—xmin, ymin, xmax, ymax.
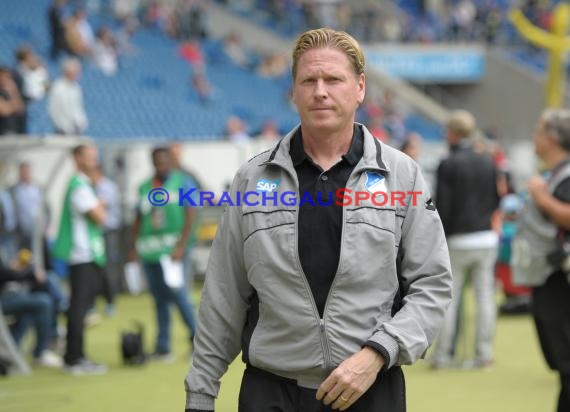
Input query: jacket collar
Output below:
<box><xmin>262</xmin><ymin>123</ymin><xmax>390</xmax><ymax>175</ymax></box>
<box><xmin>289</xmin><ymin>124</ymin><xmax>364</xmax><ymax>168</ymax></box>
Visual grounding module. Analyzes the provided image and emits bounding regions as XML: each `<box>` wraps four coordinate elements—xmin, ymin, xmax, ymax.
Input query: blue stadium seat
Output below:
<box><xmin>0</xmin><ymin>0</ymin><xmax>444</xmax><ymax>140</ymax></box>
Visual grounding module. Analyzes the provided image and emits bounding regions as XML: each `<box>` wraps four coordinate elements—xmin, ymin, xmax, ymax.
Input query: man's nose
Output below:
<box><xmin>314</xmin><ymin>79</ymin><xmax>327</xmax><ymax>99</ymax></box>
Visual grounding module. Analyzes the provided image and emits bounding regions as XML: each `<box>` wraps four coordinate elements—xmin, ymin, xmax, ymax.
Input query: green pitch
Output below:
<box><xmin>0</xmin><ymin>290</ymin><xmax>556</xmax><ymax>412</ymax></box>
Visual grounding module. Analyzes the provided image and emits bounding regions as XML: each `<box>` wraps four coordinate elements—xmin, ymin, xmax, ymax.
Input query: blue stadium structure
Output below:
<box><xmin>1</xmin><ymin>0</ymin><xmax>300</xmax><ymax>139</ymax></box>
<box><xmin>1</xmin><ymin>0</ymin><xmax>445</xmax><ymax>141</ymax></box>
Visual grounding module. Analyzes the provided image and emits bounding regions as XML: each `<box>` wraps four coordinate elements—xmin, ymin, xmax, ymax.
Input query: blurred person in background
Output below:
<box><xmin>48</xmin><ymin>0</ymin><xmax>68</xmax><ymax>60</ymax></box>
<box><xmin>168</xmin><ymin>142</ymin><xmax>202</xmax><ymax>300</ymax></box>
<box><xmin>190</xmin><ymin>70</ymin><xmax>213</xmax><ymax>104</ymax></box>
<box><xmin>495</xmin><ymin>193</ymin><xmax>530</xmax><ymax>315</ymax></box>
<box><xmin>513</xmin><ymin>108</ymin><xmax>570</xmax><ymax>412</ymax></box>
<box><xmin>379</xmin><ymin>89</ymin><xmax>406</xmax><ymax>145</ymax></box>
<box><xmin>14</xmin><ymin>47</ymin><xmax>50</xmax><ymax>102</ymax></box>
<box><xmin>0</xmin><ymin>255</ymin><xmax>62</xmax><ymax>368</ymax></box>
<box><xmin>0</xmin><ymin>67</ymin><xmax>25</xmax><ymax>135</ymax></box>
<box><xmin>115</xmin><ymin>17</ymin><xmax>137</xmax><ymax>56</ymax></box>
<box><xmin>169</xmin><ymin>142</ymin><xmax>204</xmax><ymax>192</ymax></box>
<box><xmin>47</xmin><ymin>58</ymin><xmax>88</xmax><ymax>135</ymax></box>
<box><xmin>92</xmin><ymin>27</ymin><xmax>118</xmax><ymax>76</ymax></box>
<box><xmin>225</xmin><ymin>115</ymin><xmax>250</xmax><ymax>143</ymax></box>
<box><xmin>256</xmin><ymin>119</ymin><xmax>281</xmax><ymax>142</ymax></box>
<box><xmin>0</xmin><ymin>187</ymin><xmax>18</xmax><ymax>270</ymax></box>
<box><xmin>92</xmin><ymin>165</ymin><xmax>122</xmax><ymax>316</ymax></box>
<box><xmin>8</xmin><ymin>162</ymin><xmax>44</xmax><ymax>250</ymax></box>
<box><xmin>400</xmin><ymin>132</ymin><xmax>422</xmax><ymax>161</ymax></box>
<box><xmin>176</xmin><ymin>0</ymin><xmax>208</xmax><ymax>40</ymax></box>
<box><xmin>7</xmin><ymin>239</ymin><xmax>68</xmax><ymax>358</ymax></box>
<box><xmin>222</xmin><ymin>33</ymin><xmax>252</xmax><ymax>69</ymax></box>
<box><xmin>256</xmin><ymin>53</ymin><xmax>289</xmax><ymax>79</ymax></box>
<box><xmin>64</xmin><ymin>9</ymin><xmax>94</xmax><ymax>57</ymax></box>
<box><xmin>13</xmin><ymin>46</ymin><xmax>49</xmax><ymax>134</ymax></box>
<box><xmin>52</xmin><ymin>144</ymin><xmax>108</xmax><ymax>375</ymax></box>
<box><xmin>128</xmin><ymin>147</ymin><xmax>197</xmax><ymax>362</ymax></box>
<box><xmin>367</xmin><ymin>116</ymin><xmax>389</xmax><ymax>143</ymax></box>
<box><xmin>432</xmin><ymin>110</ymin><xmax>500</xmax><ymax>369</ymax></box>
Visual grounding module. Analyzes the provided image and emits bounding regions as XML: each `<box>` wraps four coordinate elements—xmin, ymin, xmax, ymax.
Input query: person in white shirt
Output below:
<box><xmin>52</xmin><ymin>145</ymin><xmax>108</xmax><ymax>374</ymax></box>
<box><xmin>92</xmin><ymin>27</ymin><xmax>118</xmax><ymax>76</ymax></box>
<box><xmin>47</xmin><ymin>58</ymin><xmax>87</xmax><ymax>135</ymax></box>
<box><xmin>15</xmin><ymin>47</ymin><xmax>50</xmax><ymax>102</ymax></box>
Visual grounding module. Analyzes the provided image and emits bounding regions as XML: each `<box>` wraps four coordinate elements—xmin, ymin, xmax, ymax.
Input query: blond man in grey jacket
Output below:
<box><xmin>185</xmin><ymin>28</ymin><xmax>452</xmax><ymax>412</ymax></box>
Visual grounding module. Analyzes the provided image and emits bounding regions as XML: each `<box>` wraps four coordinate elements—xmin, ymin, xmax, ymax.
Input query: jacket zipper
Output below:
<box><xmin>271</xmin><ymin>159</ymin><xmax>339</xmax><ymax>371</ymax></box>
<box><xmin>294</xmin><ymin>206</ymin><xmax>333</xmax><ymax>371</ymax></box>
<box><xmin>320</xmin><ymin>199</ymin><xmax>347</xmax><ymax>370</ymax></box>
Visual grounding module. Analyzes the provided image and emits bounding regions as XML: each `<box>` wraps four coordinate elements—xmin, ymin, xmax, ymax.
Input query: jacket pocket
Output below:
<box><xmin>242</xmin><ymin>207</ymin><xmax>296</xmax><ymax>244</ymax></box>
<box><xmin>345</xmin><ymin>206</ymin><xmax>398</xmax><ymax>246</ymax></box>
<box><xmin>248</xmin><ymin>300</ymin><xmax>324</xmax><ymax>372</ymax></box>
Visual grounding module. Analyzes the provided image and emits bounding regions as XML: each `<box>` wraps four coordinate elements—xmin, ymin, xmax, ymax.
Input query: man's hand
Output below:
<box><xmin>528</xmin><ymin>175</ymin><xmax>549</xmax><ymax>207</ymax></box>
<box><xmin>171</xmin><ymin>243</ymin><xmax>185</xmax><ymax>261</ymax></box>
<box><xmin>316</xmin><ymin>347</ymin><xmax>385</xmax><ymax>410</ymax></box>
<box><xmin>34</xmin><ymin>269</ymin><xmax>47</xmax><ymax>284</ymax></box>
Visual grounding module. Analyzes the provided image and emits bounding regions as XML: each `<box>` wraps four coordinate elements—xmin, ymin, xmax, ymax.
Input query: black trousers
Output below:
<box><xmin>64</xmin><ymin>262</ymin><xmax>105</xmax><ymax>365</ymax></box>
<box><xmin>102</xmin><ymin>230</ymin><xmax>124</xmax><ymax>304</ymax></box>
<box><xmin>238</xmin><ymin>365</ymin><xmax>406</xmax><ymax>412</ymax></box>
<box><xmin>532</xmin><ymin>271</ymin><xmax>570</xmax><ymax>412</ymax></box>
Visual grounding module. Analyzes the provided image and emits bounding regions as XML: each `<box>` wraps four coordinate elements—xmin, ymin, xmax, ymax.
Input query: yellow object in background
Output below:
<box><xmin>509</xmin><ymin>4</ymin><xmax>570</xmax><ymax>108</ymax></box>
<box><xmin>18</xmin><ymin>248</ymin><xmax>32</xmax><ymax>266</ymax></box>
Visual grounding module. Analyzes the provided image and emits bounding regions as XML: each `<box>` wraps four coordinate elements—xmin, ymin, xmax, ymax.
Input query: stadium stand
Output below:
<box><xmin>1</xmin><ymin>0</ymin><xmax>300</xmax><ymax>139</ymax></box>
<box><xmin>0</xmin><ymin>0</ymin><xmax>446</xmax><ymax>141</ymax></box>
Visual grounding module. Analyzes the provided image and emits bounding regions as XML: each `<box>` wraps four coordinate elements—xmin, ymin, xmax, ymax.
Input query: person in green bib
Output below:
<box><xmin>128</xmin><ymin>147</ymin><xmax>197</xmax><ymax>361</ymax></box>
<box><xmin>52</xmin><ymin>144</ymin><xmax>108</xmax><ymax>375</ymax></box>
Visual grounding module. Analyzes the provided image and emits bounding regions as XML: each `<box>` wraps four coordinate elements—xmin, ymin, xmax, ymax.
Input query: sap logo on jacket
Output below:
<box><xmin>256</xmin><ymin>179</ymin><xmax>280</xmax><ymax>192</ymax></box>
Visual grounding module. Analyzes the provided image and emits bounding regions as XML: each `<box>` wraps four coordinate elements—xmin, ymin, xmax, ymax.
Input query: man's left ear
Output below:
<box><xmin>357</xmin><ymin>74</ymin><xmax>365</xmax><ymax>104</ymax></box>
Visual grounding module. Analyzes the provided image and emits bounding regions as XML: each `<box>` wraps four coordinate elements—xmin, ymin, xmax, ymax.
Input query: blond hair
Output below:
<box><xmin>291</xmin><ymin>28</ymin><xmax>365</xmax><ymax>79</ymax></box>
<box><xmin>446</xmin><ymin>110</ymin><xmax>476</xmax><ymax>139</ymax></box>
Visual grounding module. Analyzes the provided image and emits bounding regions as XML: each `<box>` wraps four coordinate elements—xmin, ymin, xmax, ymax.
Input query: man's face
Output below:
<box><xmin>153</xmin><ymin>152</ymin><xmax>171</xmax><ymax>179</ymax></box>
<box><xmin>533</xmin><ymin>119</ymin><xmax>552</xmax><ymax>160</ymax></box>
<box><xmin>76</xmin><ymin>146</ymin><xmax>99</xmax><ymax>173</ymax></box>
<box><xmin>445</xmin><ymin>127</ymin><xmax>460</xmax><ymax>147</ymax></box>
<box><xmin>65</xmin><ymin>66</ymin><xmax>80</xmax><ymax>82</ymax></box>
<box><xmin>169</xmin><ymin>143</ymin><xmax>182</xmax><ymax>166</ymax></box>
<box><xmin>19</xmin><ymin>164</ymin><xmax>31</xmax><ymax>183</ymax></box>
<box><xmin>292</xmin><ymin>47</ymin><xmax>365</xmax><ymax>136</ymax></box>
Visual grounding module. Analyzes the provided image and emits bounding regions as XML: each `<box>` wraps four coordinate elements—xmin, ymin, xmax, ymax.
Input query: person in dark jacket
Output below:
<box><xmin>0</xmin><ymin>67</ymin><xmax>25</xmax><ymax>135</ymax></box>
<box><xmin>0</xmin><ymin>258</ymin><xmax>62</xmax><ymax>367</ymax></box>
<box><xmin>48</xmin><ymin>0</ymin><xmax>67</xmax><ymax>60</ymax></box>
<box><xmin>432</xmin><ymin>109</ymin><xmax>500</xmax><ymax>369</ymax></box>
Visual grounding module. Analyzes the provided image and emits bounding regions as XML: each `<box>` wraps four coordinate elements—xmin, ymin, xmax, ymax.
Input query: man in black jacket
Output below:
<box><xmin>48</xmin><ymin>0</ymin><xmax>67</xmax><ymax>60</ymax></box>
<box><xmin>432</xmin><ymin>110</ymin><xmax>500</xmax><ymax>369</ymax></box>
<box><xmin>0</xmin><ymin>259</ymin><xmax>62</xmax><ymax>368</ymax></box>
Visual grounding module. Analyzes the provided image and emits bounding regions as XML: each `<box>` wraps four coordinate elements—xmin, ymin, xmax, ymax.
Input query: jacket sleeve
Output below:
<box><xmin>0</xmin><ymin>266</ymin><xmax>34</xmax><ymax>288</ymax></box>
<box><xmin>367</xmin><ymin>164</ymin><xmax>453</xmax><ymax>368</ymax></box>
<box><xmin>184</xmin><ymin>170</ymin><xmax>253</xmax><ymax>411</ymax></box>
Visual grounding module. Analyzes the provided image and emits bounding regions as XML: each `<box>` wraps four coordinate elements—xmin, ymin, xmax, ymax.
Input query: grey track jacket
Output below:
<box><xmin>185</xmin><ymin>124</ymin><xmax>452</xmax><ymax>411</ymax></box>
